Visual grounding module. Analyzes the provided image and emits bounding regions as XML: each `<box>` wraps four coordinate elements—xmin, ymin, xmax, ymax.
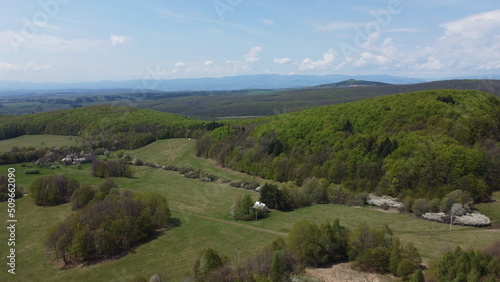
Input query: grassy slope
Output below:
<box><xmin>0</xmin><ymin>137</ymin><xmax>498</xmax><ymax>281</ymax></box>
<box><xmin>0</xmin><ymin>134</ymin><xmax>82</xmax><ymax>152</ymax></box>
<box><xmin>124</xmin><ymin>139</ymin><xmax>269</xmax><ymax>184</ymax></box>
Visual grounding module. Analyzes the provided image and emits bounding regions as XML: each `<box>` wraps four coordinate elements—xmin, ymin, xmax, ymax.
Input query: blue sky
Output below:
<box><xmin>0</xmin><ymin>0</ymin><xmax>499</xmax><ymax>82</ymax></box>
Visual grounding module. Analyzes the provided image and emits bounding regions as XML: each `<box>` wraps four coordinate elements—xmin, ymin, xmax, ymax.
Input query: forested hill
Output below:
<box><xmin>0</xmin><ymin>105</ymin><xmax>211</xmax><ymax>149</ymax></box>
<box><xmin>197</xmin><ymin>90</ymin><xmax>500</xmax><ymax>202</ymax></box>
<box><xmin>314</xmin><ymin>79</ymin><xmax>391</xmax><ymax>88</ymax></box>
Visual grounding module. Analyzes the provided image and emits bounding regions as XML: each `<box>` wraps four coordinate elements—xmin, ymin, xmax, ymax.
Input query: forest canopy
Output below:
<box><xmin>197</xmin><ymin>90</ymin><xmax>500</xmax><ymax>202</ymax></box>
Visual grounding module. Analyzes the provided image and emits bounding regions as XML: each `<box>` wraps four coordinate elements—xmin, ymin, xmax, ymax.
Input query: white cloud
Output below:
<box><xmin>353</xmin><ymin>52</ymin><xmax>390</xmax><ymax>68</ymax></box>
<box><xmin>244</xmin><ymin>46</ymin><xmax>262</xmax><ymax>63</ymax></box>
<box><xmin>260</xmin><ymin>18</ymin><xmax>275</xmax><ymax>26</ymax></box>
<box><xmin>0</xmin><ymin>30</ymin><xmax>105</xmax><ymax>52</ymax></box>
<box><xmin>0</xmin><ymin>61</ymin><xmax>51</xmax><ymax>72</ymax></box>
<box><xmin>174</xmin><ymin>61</ymin><xmax>186</xmax><ymax>67</ymax></box>
<box><xmin>273</xmin><ymin>58</ymin><xmax>292</xmax><ymax>64</ymax></box>
<box><xmin>300</xmin><ymin>49</ymin><xmax>336</xmax><ymax>70</ymax></box>
<box><xmin>110</xmin><ymin>34</ymin><xmax>132</xmax><ymax>46</ymax></box>
<box><xmin>440</xmin><ymin>9</ymin><xmax>500</xmax><ymax>40</ymax></box>
<box><xmin>415</xmin><ymin>57</ymin><xmax>442</xmax><ymax>70</ymax></box>
<box><xmin>203</xmin><ymin>60</ymin><xmax>214</xmax><ymax>66</ymax></box>
<box><xmin>316</xmin><ymin>21</ymin><xmax>362</xmax><ymax>32</ymax></box>
<box><xmin>385</xmin><ymin>28</ymin><xmax>422</xmax><ymax>33</ymax></box>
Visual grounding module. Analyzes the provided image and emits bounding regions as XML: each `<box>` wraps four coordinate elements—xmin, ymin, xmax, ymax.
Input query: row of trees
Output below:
<box><xmin>91</xmin><ymin>159</ymin><xmax>133</xmax><ymax>178</ymax></box>
<box><xmin>429</xmin><ymin>245</ymin><xmax>500</xmax><ymax>281</ymax></box>
<box><xmin>46</xmin><ymin>190</ymin><xmax>171</xmax><ymax>263</ymax></box>
<box><xmin>188</xmin><ymin>219</ymin><xmax>423</xmax><ymax>281</ymax></box>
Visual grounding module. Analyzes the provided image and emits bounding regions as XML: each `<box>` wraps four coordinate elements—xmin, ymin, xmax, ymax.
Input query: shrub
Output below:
<box><xmin>29</xmin><ymin>175</ymin><xmax>79</xmax><ymax>206</ymax></box>
<box><xmin>132</xmin><ymin>158</ymin><xmax>143</xmax><ymax>166</ymax></box>
<box><xmin>193</xmin><ymin>248</ymin><xmax>229</xmax><ymax>281</ymax></box>
<box><xmin>346</xmin><ymin>192</ymin><xmax>366</xmax><ymax>206</ymax></box>
<box><xmin>412</xmin><ymin>198</ymin><xmax>428</xmax><ymax>217</ymax></box>
<box><xmin>70</xmin><ymin>185</ymin><xmax>96</xmax><ymax>211</ymax></box>
<box><xmin>231</xmin><ymin>194</ymin><xmax>265</xmax><ymax>221</ymax></box>
<box><xmin>91</xmin><ymin>159</ymin><xmax>132</xmax><ymax>178</ymax></box>
<box><xmin>242</xmin><ymin>181</ymin><xmax>259</xmax><ymax>190</ymax></box>
<box><xmin>0</xmin><ymin>175</ymin><xmax>24</xmax><ymax>201</ymax></box>
<box><xmin>397</xmin><ymin>259</ymin><xmax>415</xmax><ymax>279</ymax></box>
<box><xmin>229</xmin><ymin>181</ymin><xmax>243</xmax><ymax>188</ymax></box>
<box><xmin>24</xmin><ymin>169</ymin><xmax>40</xmax><ymax>175</ymax></box>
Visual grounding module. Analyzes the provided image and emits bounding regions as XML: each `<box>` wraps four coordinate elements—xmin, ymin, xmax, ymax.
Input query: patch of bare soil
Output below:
<box><xmin>305</xmin><ymin>263</ymin><xmax>396</xmax><ymax>282</ymax></box>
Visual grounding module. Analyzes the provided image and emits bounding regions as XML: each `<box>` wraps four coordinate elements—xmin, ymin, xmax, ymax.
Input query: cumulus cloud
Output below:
<box><xmin>110</xmin><ymin>34</ymin><xmax>132</xmax><ymax>46</ymax></box>
<box><xmin>0</xmin><ymin>61</ymin><xmax>51</xmax><ymax>72</ymax></box>
<box><xmin>273</xmin><ymin>58</ymin><xmax>292</xmax><ymax>64</ymax></box>
<box><xmin>300</xmin><ymin>49</ymin><xmax>336</xmax><ymax>70</ymax></box>
<box><xmin>440</xmin><ymin>9</ymin><xmax>500</xmax><ymax>40</ymax></box>
<box><xmin>244</xmin><ymin>46</ymin><xmax>262</xmax><ymax>63</ymax></box>
<box><xmin>414</xmin><ymin>57</ymin><xmax>443</xmax><ymax>70</ymax></box>
<box><xmin>174</xmin><ymin>61</ymin><xmax>186</xmax><ymax>67</ymax></box>
<box><xmin>203</xmin><ymin>60</ymin><xmax>214</xmax><ymax>66</ymax></box>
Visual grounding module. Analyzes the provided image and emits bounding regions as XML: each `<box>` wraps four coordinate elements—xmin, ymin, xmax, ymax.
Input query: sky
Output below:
<box><xmin>0</xmin><ymin>0</ymin><xmax>499</xmax><ymax>83</ymax></box>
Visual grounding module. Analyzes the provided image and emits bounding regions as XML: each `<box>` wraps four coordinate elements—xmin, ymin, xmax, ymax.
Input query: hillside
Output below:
<box><xmin>138</xmin><ymin>79</ymin><xmax>500</xmax><ymax>118</ymax></box>
<box><xmin>0</xmin><ymin>105</ymin><xmax>209</xmax><ymax>149</ymax></box>
<box><xmin>197</xmin><ymin>89</ymin><xmax>500</xmax><ymax>202</ymax></box>
<box><xmin>314</xmin><ymin>79</ymin><xmax>391</xmax><ymax>88</ymax></box>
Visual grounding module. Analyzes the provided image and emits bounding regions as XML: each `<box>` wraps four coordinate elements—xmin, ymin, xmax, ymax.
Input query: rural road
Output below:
<box><xmin>170</xmin><ymin>208</ymin><xmax>288</xmax><ymax>237</ymax></box>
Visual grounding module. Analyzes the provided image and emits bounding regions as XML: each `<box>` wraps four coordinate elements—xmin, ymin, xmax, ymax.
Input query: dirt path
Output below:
<box><xmin>170</xmin><ymin>208</ymin><xmax>288</xmax><ymax>237</ymax></box>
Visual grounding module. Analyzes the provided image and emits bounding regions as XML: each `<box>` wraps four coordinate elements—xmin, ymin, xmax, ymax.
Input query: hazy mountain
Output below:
<box><xmin>313</xmin><ymin>79</ymin><xmax>391</xmax><ymax>89</ymax></box>
<box><xmin>0</xmin><ymin>74</ymin><xmax>425</xmax><ymax>93</ymax></box>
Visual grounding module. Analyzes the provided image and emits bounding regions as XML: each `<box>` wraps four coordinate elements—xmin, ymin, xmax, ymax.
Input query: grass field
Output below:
<box><xmin>0</xmin><ymin>136</ymin><xmax>498</xmax><ymax>281</ymax></box>
<box><xmin>0</xmin><ymin>134</ymin><xmax>82</xmax><ymax>152</ymax></box>
<box><xmin>123</xmin><ymin>139</ymin><xmax>270</xmax><ymax>184</ymax></box>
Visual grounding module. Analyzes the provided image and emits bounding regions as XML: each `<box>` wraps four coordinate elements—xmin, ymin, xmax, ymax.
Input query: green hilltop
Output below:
<box><xmin>197</xmin><ymin>89</ymin><xmax>500</xmax><ymax>202</ymax></box>
<box><xmin>0</xmin><ymin>105</ymin><xmax>208</xmax><ymax>149</ymax></box>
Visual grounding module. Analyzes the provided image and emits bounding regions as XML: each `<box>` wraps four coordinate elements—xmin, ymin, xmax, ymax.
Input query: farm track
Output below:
<box><xmin>171</xmin><ymin>208</ymin><xmax>288</xmax><ymax>237</ymax></box>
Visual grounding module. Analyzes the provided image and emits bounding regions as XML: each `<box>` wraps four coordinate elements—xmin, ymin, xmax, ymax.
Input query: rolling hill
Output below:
<box><xmin>0</xmin><ymin>105</ymin><xmax>209</xmax><ymax>149</ymax></box>
<box><xmin>136</xmin><ymin>79</ymin><xmax>500</xmax><ymax>118</ymax></box>
<box><xmin>197</xmin><ymin>89</ymin><xmax>500</xmax><ymax>202</ymax></box>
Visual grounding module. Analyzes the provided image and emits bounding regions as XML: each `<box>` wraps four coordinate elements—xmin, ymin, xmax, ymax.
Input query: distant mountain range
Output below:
<box><xmin>0</xmin><ymin>74</ymin><xmax>425</xmax><ymax>93</ymax></box>
<box><xmin>1</xmin><ymin>74</ymin><xmax>499</xmax><ymax>94</ymax></box>
<box><xmin>313</xmin><ymin>79</ymin><xmax>391</xmax><ymax>89</ymax></box>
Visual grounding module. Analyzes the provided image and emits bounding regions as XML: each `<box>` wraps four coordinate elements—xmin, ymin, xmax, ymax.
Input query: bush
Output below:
<box><xmin>397</xmin><ymin>259</ymin><xmax>415</xmax><ymax>279</ymax></box>
<box><xmin>229</xmin><ymin>181</ymin><xmax>242</xmax><ymax>188</ymax></box>
<box><xmin>24</xmin><ymin>169</ymin><xmax>40</xmax><ymax>175</ymax></box>
<box><xmin>0</xmin><ymin>175</ymin><xmax>24</xmax><ymax>202</ymax></box>
<box><xmin>231</xmin><ymin>194</ymin><xmax>265</xmax><ymax>221</ymax></box>
<box><xmin>91</xmin><ymin>159</ymin><xmax>132</xmax><ymax>178</ymax></box>
<box><xmin>242</xmin><ymin>181</ymin><xmax>259</xmax><ymax>190</ymax></box>
<box><xmin>412</xmin><ymin>198</ymin><xmax>428</xmax><ymax>217</ymax></box>
<box><xmin>346</xmin><ymin>192</ymin><xmax>366</xmax><ymax>206</ymax></box>
<box><xmin>29</xmin><ymin>175</ymin><xmax>79</xmax><ymax>206</ymax></box>
<box><xmin>70</xmin><ymin>185</ymin><xmax>96</xmax><ymax>210</ymax></box>
<box><xmin>193</xmin><ymin>248</ymin><xmax>229</xmax><ymax>281</ymax></box>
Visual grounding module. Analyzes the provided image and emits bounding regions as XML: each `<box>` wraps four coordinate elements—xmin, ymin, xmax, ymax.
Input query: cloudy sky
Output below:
<box><xmin>0</xmin><ymin>0</ymin><xmax>499</xmax><ymax>82</ymax></box>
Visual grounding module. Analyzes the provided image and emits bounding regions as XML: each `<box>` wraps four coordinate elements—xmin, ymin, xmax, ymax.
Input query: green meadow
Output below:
<box><xmin>0</xmin><ymin>136</ymin><xmax>498</xmax><ymax>281</ymax></box>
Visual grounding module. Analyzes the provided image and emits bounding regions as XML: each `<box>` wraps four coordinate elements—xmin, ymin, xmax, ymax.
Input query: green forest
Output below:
<box><xmin>197</xmin><ymin>90</ymin><xmax>500</xmax><ymax>202</ymax></box>
<box><xmin>0</xmin><ymin>105</ymin><xmax>218</xmax><ymax>149</ymax></box>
